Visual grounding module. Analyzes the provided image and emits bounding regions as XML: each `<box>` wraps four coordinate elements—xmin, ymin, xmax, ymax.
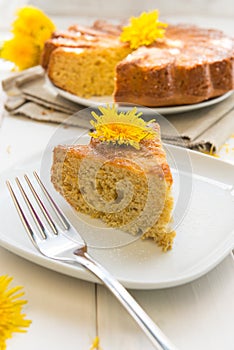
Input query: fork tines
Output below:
<box><xmin>6</xmin><ymin>172</ymin><xmax>69</xmax><ymax>242</ymax></box>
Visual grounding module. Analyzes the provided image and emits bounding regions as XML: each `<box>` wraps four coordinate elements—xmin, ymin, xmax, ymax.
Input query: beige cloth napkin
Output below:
<box><xmin>2</xmin><ymin>66</ymin><xmax>234</xmax><ymax>152</ymax></box>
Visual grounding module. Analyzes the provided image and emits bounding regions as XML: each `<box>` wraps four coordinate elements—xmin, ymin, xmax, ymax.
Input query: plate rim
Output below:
<box><xmin>0</xmin><ymin>145</ymin><xmax>234</xmax><ymax>290</ymax></box>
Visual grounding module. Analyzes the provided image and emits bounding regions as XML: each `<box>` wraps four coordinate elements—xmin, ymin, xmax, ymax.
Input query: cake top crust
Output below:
<box><xmin>43</xmin><ymin>21</ymin><xmax>234</xmax><ymax>68</ymax></box>
<box><xmin>54</xmin><ymin>121</ymin><xmax>173</xmax><ymax>186</ymax></box>
<box><xmin>116</xmin><ymin>24</ymin><xmax>234</xmax><ymax>68</ymax></box>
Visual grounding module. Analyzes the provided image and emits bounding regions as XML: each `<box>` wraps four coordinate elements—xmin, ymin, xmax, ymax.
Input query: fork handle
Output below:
<box><xmin>74</xmin><ymin>251</ymin><xmax>178</xmax><ymax>350</ymax></box>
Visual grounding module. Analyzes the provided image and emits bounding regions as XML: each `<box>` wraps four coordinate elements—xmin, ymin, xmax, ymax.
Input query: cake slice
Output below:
<box><xmin>51</xmin><ymin>107</ymin><xmax>175</xmax><ymax>251</ymax></box>
<box><xmin>47</xmin><ymin>40</ymin><xmax>132</xmax><ymax>97</ymax></box>
<box><xmin>40</xmin><ymin>21</ymin><xmax>122</xmax><ymax>69</ymax></box>
<box><xmin>42</xmin><ymin>21</ymin><xmax>132</xmax><ymax>97</ymax></box>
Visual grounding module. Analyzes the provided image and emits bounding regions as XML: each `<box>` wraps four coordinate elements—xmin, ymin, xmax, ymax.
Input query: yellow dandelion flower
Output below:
<box><xmin>120</xmin><ymin>10</ymin><xmax>168</xmax><ymax>49</ymax></box>
<box><xmin>34</xmin><ymin>26</ymin><xmax>56</xmax><ymax>50</ymax></box>
<box><xmin>1</xmin><ymin>34</ymin><xmax>40</xmax><ymax>70</ymax></box>
<box><xmin>89</xmin><ymin>105</ymin><xmax>156</xmax><ymax>150</ymax></box>
<box><xmin>0</xmin><ymin>275</ymin><xmax>31</xmax><ymax>350</ymax></box>
<box><xmin>12</xmin><ymin>6</ymin><xmax>55</xmax><ymax>38</ymax></box>
<box><xmin>0</xmin><ymin>5</ymin><xmax>55</xmax><ymax>70</ymax></box>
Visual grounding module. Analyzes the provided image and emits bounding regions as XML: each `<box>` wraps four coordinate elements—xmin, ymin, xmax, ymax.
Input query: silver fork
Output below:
<box><xmin>7</xmin><ymin>171</ymin><xmax>178</xmax><ymax>350</ymax></box>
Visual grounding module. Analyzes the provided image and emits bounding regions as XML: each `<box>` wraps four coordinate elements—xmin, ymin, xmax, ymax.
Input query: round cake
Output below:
<box><xmin>41</xmin><ymin>20</ymin><xmax>234</xmax><ymax>107</ymax></box>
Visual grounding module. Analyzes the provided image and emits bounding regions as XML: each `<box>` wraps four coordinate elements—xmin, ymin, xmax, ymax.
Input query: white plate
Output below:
<box><xmin>0</xmin><ymin>145</ymin><xmax>234</xmax><ymax>289</ymax></box>
<box><xmin>47</xmin><ymin>78</ymin><xmax>233</xmax><ymax>115</ymax></box>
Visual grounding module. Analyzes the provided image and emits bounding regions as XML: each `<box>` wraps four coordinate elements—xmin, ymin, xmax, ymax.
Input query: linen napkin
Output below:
<box><xmin>2</xmin><ymin>66</ymin><xmax>234</xmax><ymax>153</ymax></box>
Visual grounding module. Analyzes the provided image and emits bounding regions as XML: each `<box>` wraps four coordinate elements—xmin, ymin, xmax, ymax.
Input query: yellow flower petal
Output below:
<box><xmin>1</xmin><ymin>35</ymin><xmax>40</xmax><ymax>70</ymax></box>
<box><xmin>0</xmin><ymin>5</ymin><xmax>55</xmax><ymax>70</ymax></box>
<box><xmin>12</xmin><ymin>6</ymin><xmax>55</xmax><ymax>37</ymax></box>
<box><xmin>35</xmin><ymin>26</ymin><xmax>55</xmax><ymax>50</ymax></box>
<box><xmin>120</xmin><ymin>10</ymin><xmax>168</xmax><ymax>49</ymax></box>
<box><xmin>90</xmin><ymin>336</ymin><xmax>100</xmax><ymax>350</ymax></box>
<box><xmin>89</xmin><ymin>105</ymin><xmax>156</xmax><ymax>149</ymax></box>
<box><xmin>0</xmin><ymin>275</ymin><xmax>31</xmax><ymax>350</ymax></box>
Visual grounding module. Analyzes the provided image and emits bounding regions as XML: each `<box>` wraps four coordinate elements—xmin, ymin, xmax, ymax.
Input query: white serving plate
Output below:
<box><xmin>0</xmin><ymin>144</ymin><xmax>233</xmax><ymax>289</ymax></box>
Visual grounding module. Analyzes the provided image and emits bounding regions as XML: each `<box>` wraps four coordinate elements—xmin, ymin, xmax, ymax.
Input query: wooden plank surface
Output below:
<box><xmin>97</xmin><ymin>255</ymin><xmax>234</xmax><ymax>350</ymax></box>
<box><xmin>0</xmin><ymin>247</ymin><xmax>96</xmax><ymax>350</ymax></box>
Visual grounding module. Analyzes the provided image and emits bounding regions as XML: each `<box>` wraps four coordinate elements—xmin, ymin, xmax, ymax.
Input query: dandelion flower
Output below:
<box><xmin>0</xmin><ymin>6</ymin><xmax>55</xmax><ymax>70</ymax></box>
<box><xmin>0</xmin><ymin>275</ymin><xmax>31</xmax><ymax>350</ymax></box>
<box><xmin>1</xmin><ymin>34</ymin><xmax>40</xmax><ymax>70</ymax></box>
<box><xmin>12</xmin><ymin>6</ymin><xmax>55</xmax><ymax>38</ymax></box>
<box><xmin>89</xmin><ymin>105</ymin><xmax>156</xmax><ymax>150</ymax></box>
<box><xmin>120</xmin><ymin>10</ymin><xmax>168</xmax><ymax>49</ymax></box>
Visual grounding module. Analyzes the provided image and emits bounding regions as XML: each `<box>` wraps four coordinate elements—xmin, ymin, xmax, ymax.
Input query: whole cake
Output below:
<box><xmin>51</xmin><ymin>106</ymin><xmax>175</xmax><ymax>251</ymax></box>
<box><xmin>42</xmin><ymin>15</ymin><xmax>234</xmax><ymax>107</ymax></box>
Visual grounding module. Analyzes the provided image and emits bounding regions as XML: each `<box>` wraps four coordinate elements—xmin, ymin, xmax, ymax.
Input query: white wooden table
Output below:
<box><xmin>0</xmin><ymin>15</ymin><xmax>234</xmax><ymax>350</ymax></box>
